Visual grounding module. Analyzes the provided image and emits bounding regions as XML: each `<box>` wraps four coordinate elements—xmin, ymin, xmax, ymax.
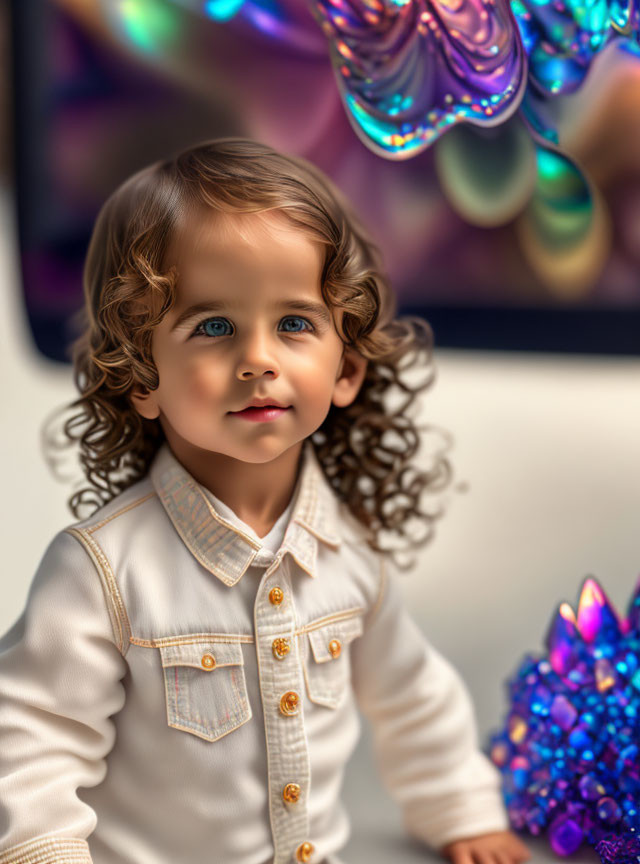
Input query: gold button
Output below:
<box><xmin>269</xmin><ymin>586</ymin><xmax>284</xmax><ymax>606</ymax></box>
<box><xmin>282</xmin><ymin>782</ymin><xmax>301</xmax><ymax>804</ymax></box>
<box><xmin>279</xmin><ymin>691</ymin><xmax>299</xmax><ymax>716</ymax></box>
<box><xmin>201</xmin><ymin>653</ymin><xmax>216</xmax><ymax>670</ymax></box>
<box><xmin>296</xmin><ymin>841</ymin><xmax>314</xmax><ymax>862</ymax></box>
<box><xmin>328</xmin><ymin>639</ymin><xmax>341</xmax><ymax>659</ymax></box>
<box><xmin>272</xmin><ymin>637</ymin><xmax>290</xmax><ymax>659</ymax></box>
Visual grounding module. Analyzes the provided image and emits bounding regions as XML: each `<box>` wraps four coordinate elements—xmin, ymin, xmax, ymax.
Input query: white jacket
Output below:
<box><xmin>0</xmin><ymin>440</ymin><xmax>508</xmax><ymax>864</ymax></box>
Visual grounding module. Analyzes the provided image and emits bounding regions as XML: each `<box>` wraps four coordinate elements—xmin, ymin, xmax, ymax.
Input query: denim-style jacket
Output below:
<box><xmin>0</xmin><ymin>440</ymin><xmax>508</xmax><ymax>864</ymax></box>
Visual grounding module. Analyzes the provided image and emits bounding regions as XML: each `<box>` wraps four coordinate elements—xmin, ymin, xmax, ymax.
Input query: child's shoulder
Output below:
<box><xmin>63</xmin><ymin>473</ymin><xmax>162</xmax><ymax>541</ymax></box>
<box><xmin>333</xmin><ymin>496</ymin><xmax>384</xmax><ymax>572</ymax></box>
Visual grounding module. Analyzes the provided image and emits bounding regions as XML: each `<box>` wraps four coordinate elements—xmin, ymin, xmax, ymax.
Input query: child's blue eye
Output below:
<box><xmin>197</xmin><ymin>318</ymin><xmax>233</xmax><ymax>338</ymax></box>
<box><xmin>193</xmin><ymin>315</ymin><xmax>314</xmax><ymax>339</ymax></box>
<box><xmin>279</xmin><ymin>316</ymin><xmax>313</xmax><ymax>333</ymax></box>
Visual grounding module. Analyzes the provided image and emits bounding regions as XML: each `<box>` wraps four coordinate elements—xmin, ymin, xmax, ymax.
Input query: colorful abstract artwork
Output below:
<box><xmin>13</xmin><ymin>0</ymin><xmax>640</xmax><ymax>359</ymax></box>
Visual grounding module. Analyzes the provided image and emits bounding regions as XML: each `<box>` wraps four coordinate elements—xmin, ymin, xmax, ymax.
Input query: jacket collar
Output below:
<box><xmin>149</xmin><ymin>440</ymin><xmax>342</xmax><ymax>587</ymax></box>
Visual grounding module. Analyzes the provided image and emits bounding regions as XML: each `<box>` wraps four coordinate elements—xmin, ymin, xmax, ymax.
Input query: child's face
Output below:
<box><xmin>131</xmin><ymin>207</ymin><xmax>367</xmax><ymax>465</ymax></box>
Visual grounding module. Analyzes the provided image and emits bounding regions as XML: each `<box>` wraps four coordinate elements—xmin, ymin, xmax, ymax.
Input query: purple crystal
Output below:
<box><xmin>531</xmin><ymin>684</ymin><xmax>553</xmax><ymax>715</ymax></box>
<box><xmin>492</xmin><ymin>576</ymin><xmax>640</xmax><ymax>861</ymax></box>
<box><xmin>549</xmin><ymin>815</ymin><xmax>583</xmax><ymax>855</ymax></box>
<box><xmin>550</xmin><ymin>695</ymin><xmax>578</xmax><ymax>730</ymax></box>
<box><xmin>579</xmin><ymin>775</ymin><xmax>605</xmax><ymax>801</ymax></box>
<box><xmin>595</xmin><ymin>658</ymin><xmax>616</xmax><ymax>693</ymax></box>
<box><xmin>597</xmin><ymin>797</ymin><xmax>622</xmax><ymax>825</ymax></box>
<box><xmin>577</xmin><ymin>579</ymin><xmax>621</xmax><ymax>645</ymax></box>
<box><xmin>546</xmin><ymin>603</ymin><xmax>580</xmax><ymax>675</ymax></box>
<box><xmin>597</xmin><ymin>835</ymin><xmax>640</xmax><ymax>864</ymax></box>
<box><xmin>625</xmin><ymin>576</ymin><xmax>640</xmax><ymax>635</ymax></box>
<box><xmin>568</xmin><ymin>726</ymin><xmax>591</xmax><ymax>749</ymax></box>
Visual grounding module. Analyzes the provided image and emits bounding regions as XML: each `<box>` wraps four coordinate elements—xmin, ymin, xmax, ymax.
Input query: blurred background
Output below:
<box><xmin>2</xmin><ymin>2</ymin><xmax>640</xmax><ymax>861</ymax></box>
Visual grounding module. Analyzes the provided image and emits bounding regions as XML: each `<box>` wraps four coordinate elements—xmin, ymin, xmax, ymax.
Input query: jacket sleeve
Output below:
<box><xmin>0</xmin><ymin>530</ymin><xmax>128</xmax><ymax>864</ymax></box>
<box><xmin>350</xmin><ymin>556</ymin><xmax>509</xmax><ymax>851</ymax></box>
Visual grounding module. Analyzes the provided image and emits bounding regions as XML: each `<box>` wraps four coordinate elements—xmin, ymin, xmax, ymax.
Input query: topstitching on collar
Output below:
<box><xmin>149</xmin><ymin>441</ymin><xmax>342</xmax><ymax>586</ymax></box>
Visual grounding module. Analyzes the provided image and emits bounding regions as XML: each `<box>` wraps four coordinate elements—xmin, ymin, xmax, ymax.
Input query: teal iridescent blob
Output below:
<box><xmin>526</xmin><ymin>145</ymin><xmax>593</xmax><ymax>248</ymax></box>
<box><xmin>204</xmin><ymin>0</ymin><xmax>246</xmax><ymax>20</ymax></box>
<box><xmin>509</xmin><ymin>0</ymin><xmax>640</xmax><ymax>97</ymax></box>
<box><xmin>490</xmin><ymin>576</ymin><xmax>640</xmax><ymax>863</ymax></box>
<box><xmin>117</xmin><ymin>0</ymin><xmax>182</xmax><ymax>53</ymax></box>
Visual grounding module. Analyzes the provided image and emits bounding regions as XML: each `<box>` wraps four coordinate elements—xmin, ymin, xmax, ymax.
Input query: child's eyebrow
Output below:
<box><xmin>170</xmin><ymin>300</ymin><xmax>332</xmax><ymax>331</ymax></box>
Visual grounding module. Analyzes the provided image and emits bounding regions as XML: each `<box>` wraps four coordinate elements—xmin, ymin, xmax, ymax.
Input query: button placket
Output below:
<box><xmin>255</xmin><ymin>555</ymin><xmax>311</xmax><ymax>864</ymax></box>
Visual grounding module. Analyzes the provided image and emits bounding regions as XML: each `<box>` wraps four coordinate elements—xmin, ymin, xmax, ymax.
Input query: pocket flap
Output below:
<box><xmin>308</xmin><ymin>615</ymin><xmax>364</xmax><ymax>664</ymax></box>
<box><xmin>158</xmin><ymin>639</ymin><xmax>244</xmax><ymax>670</ymax></box>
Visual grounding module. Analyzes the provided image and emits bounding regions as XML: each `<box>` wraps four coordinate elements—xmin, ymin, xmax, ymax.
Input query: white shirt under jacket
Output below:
<box><xmin>0</xmin><ymin>440</ymin><xmax>508</xmax><ymax>864</ymax></box>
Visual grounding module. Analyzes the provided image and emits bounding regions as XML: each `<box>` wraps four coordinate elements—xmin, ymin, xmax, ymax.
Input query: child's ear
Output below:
<box><xmin>129</xmin><ymin>385</ymin><xmax>161</xmax><ymax>420</ymax></box>
<box><xmin>331</xmin><ymin>346</ymin><xmax>368</xmax><ymax>409</ymax></box>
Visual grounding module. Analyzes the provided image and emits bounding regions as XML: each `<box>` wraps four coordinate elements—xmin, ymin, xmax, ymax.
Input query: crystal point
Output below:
<box><xmin>576</xmin><ymin>577</ymin><xmax>621</xmax><ymax>645</ymax></box>
<box><xmin>546</xmin><ymin>602</ymin><xmax>579</xmax><ymax>675</ymax></box>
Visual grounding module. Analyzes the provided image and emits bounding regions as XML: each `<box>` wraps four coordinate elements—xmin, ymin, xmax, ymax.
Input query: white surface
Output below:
<box><xmin>1</xmin><ymin>188</ymin><xmax>639</xmax><ymax>862</ymax></box>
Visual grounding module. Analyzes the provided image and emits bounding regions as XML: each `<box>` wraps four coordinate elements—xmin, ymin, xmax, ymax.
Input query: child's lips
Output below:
<box><xmin>228</xmin><ymin>406</ymin><xmax>291</xmax><ymax>423</ymax></box>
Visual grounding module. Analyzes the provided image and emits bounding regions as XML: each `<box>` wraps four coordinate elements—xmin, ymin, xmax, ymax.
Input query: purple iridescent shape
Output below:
<box><xmin>309</xmin><ymin>0</ymin><xmax>527</xmax><ymax>157</ymax></box>
<box><xmin>511</xmin><ymin>0</ymin><xmax>640</xmax><ymax>99</ymax></box>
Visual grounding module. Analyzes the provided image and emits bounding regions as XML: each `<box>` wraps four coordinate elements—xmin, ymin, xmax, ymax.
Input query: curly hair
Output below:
<box><xmin>46</xmin><ymin>138</ymin><xmax>451</xmax><ymax>565</ymax></box>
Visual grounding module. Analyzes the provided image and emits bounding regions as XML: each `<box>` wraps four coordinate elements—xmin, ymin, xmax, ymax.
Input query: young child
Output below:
<box><xmin>0</xmin><ymin>138</ymin><xmax>530</xmax><ymax>864</ymax></box>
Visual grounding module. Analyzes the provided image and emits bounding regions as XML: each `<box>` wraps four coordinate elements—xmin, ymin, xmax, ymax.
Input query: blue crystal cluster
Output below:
<box><xmin>490</xmin><ymin>578</ymin><xmax>640</xmax><ymax>863</ymax></box>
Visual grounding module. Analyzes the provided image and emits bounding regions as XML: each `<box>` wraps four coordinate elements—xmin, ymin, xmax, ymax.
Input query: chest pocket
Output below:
<box><xmin>303</xmin><ymin>614</ymin><xmax>364</xmax><ymax>709</ymax></box>
<box><xmin>158</xmin><ymin>638</ymin><xmax>251</xmax><ymax>742</ymax></box>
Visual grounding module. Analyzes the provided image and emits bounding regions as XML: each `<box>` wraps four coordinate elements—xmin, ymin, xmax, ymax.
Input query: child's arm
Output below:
<box><xmin>351</xmin><ymin>557</ymin><xmax>529</xmax><ymax>860</ymax></box>
<box><xmin>0</xmin><ymin>531</ymin><xmax>127</xmax><ymax>864</ymax></box>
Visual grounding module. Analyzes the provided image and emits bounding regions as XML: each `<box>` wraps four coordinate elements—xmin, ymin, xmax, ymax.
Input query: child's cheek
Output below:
<box><xmin>185</xmin><ymin>358</ymin><xmax>225</xmax><ymax>403</ymax></box>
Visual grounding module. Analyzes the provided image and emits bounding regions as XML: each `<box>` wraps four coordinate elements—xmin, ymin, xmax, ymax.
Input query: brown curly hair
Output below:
<box><xmin>46</xmin><ymin>138</ymin><xmax>451</xmax><ymax>565</ymax></box>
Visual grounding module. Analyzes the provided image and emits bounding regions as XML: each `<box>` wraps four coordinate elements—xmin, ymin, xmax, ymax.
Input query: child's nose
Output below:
<box><xmin>235</xmin><ymin>329</ymin><xmax>280</xmax><ymax>380</ymax></box>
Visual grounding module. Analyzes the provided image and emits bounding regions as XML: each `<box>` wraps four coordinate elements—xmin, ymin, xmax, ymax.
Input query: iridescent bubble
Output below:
<box><xmin>434</xmin><ymin>116</ymin><xmax>537</xmax><ymax>225</ymax></box>
<box><xmin>516</xmin><ymin>144</ymin><xmax>611</xmax><ymax>298</ymax></box>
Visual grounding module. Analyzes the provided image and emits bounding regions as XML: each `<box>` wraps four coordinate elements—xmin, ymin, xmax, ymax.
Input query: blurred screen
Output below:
<box><xmin>12</xmin><ymin>0</ymin><xmax>640</xmax><ymax>358</ymax></box>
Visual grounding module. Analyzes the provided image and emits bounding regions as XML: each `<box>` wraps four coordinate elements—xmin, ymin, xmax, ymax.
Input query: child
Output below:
<box><xmin>0</xmin><ymin>138</ymin><xmax>530</xmax><ymax>864</ymax></box>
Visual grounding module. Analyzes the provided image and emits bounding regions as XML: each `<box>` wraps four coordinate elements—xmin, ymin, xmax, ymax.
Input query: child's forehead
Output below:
<box><xmin>165</xmin><ymin>206</ymin><xmax>317</xmax><ymax>265</ymax></box>
<box><xmin>163</xmin><ymin>206</ymin><xmax>328</xmax><ymax>311</ymax></box>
